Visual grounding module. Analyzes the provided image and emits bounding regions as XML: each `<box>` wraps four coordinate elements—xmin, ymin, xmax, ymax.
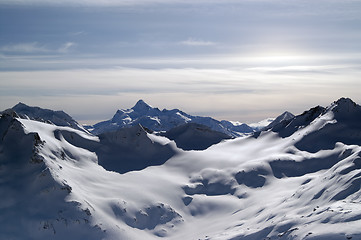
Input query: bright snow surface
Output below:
<box><xmin>1</xmin><ymin>98</ymin><xmax>361</xmax><ymax>240</ymax></box>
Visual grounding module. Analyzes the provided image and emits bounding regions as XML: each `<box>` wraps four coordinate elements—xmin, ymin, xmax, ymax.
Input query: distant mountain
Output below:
<box><xmin>248</xmin><ymin>117</ymin><xmax>275</xmax><ymax>131</ymax></box>
<box><xmin>89</xmin><ymin>100</ymin><xmax>254</xmax><ymax>137</ymax></box>
<box><xmin>220</xmin><ymin>120</ymin><xmax>254</xmax><ymax>134</ymax></box>
<box><xmin>6</xmin><ymin>102</ymin><xmax>87</xmax><ymax>133</ymax></box>
<box><xmin>160</xmin><ymin>123</ymin><xmax>232</xmax><ymax>150</ymax></box>
<box><xmin>264</xmin><ymin>111</ymin><xmax>295</xmax><ymax>130</ymax></box>
<box><xmin>248</xmin><ymin>111</ymin><xmax>295</xmax><ymax>132</ymax></box>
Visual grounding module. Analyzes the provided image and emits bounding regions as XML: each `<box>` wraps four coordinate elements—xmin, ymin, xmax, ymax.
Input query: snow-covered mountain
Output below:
<box><xmin>264</xmin><ymin>111</ymin><xmax>295</xmax><ymax>129</ymax></box>
<box><xmin>1</xmin><ymin>97</ymin><xmax>361</xmax><ymax>239</ymax></box>
<box><xmin>0</xmin><ymin>111</ymin><xmax>103</xmax><ymax>239</ymax></box>
<box><xmin>5</xmin><ymin>102</ymin><xmax>88</xmax><ymax>133</ymax></box>
<box><xmin>89</xmin><ymin>100</ymin><xmax>254</xmax><ymax>137</ymax></box>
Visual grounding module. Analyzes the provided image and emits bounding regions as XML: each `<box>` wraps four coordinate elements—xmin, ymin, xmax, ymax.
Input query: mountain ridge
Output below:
<box><xmin>9</xmin><ymin>102</ymin><xmax>88</xmax><ymax>133</ymax></box>
<box><xmin>90</xmin><ymin>99</ymin><xmax>255</xmax><ymax>137</ymax></box>
<box><xmin>2</xmin><ymin>101</ymin><xmax>294</xmax><ymax>139</ymax></box>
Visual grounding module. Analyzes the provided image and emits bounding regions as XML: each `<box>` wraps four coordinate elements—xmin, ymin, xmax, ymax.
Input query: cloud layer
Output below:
<box><xmin>0</xmin><ymin>42</ymin><xmax>76</xmax><ymax>54</ymax></box>
<box><xmin>1</xmin><ymin>0</ymin><xmax>361</xmax><ymax>123</ymax></box>
<box><xmin>1</xmin><ymin>65</ymin><xmax>360</xmax><ymax>124</ymax></box>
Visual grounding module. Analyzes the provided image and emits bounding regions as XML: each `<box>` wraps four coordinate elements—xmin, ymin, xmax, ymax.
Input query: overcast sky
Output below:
<box><xmin>1</xmin><ymin>0</ymin><xmax>361</xmax><ymax>124</ymax></box>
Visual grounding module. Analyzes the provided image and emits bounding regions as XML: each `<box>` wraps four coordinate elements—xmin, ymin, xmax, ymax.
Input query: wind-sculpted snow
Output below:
<box><xmin>1</xmin><ymin>97</ymin><xmax>361</xmax><ymax>240</ymax></box>
<box><xmin>111</xmin><ymin>201</ymin><xmax>184</xmax><ymax>236</ymax></box>
<box><xmin>40</xmin><ymin>124</ymin><xmax>178</xmax><ymax>173</ymax></box>
<box><xmin>183</xmin><ymin>168</ymin><xmax>238</xmax><ymax>196</ymax></box>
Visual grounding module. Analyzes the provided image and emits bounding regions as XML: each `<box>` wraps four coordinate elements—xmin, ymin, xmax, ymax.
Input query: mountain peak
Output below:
<box><xmin>327</xmin><ymin>97</ymin><xmax>361</xmax><ymax>120</ymax></box>
<box><xmin>332</xmin><ymin>97</ymin><xmax>357</xmax><ymax>111</ymax></box>
<box><xmin>335</xmin><ymin>97</ymin><xmax>356</xmax><ymax>105</ymax></box>
<box><xmin>265</xmin><ymin>111</ymin><xmax>295</xmax><ymax>129</ymax></box>
<box><xmin>132</xmin><ymin>99</ymin><xmax>152</xmax><ymax>112</ymax></box>
<box><xmin>263</xmin><ymin>106</ymin><xmax>324</xmax><ymax>138</ymax></box>
<box><xmin>12</xmin><ymin>102</ymin><xmax>37</xmax><ymax>112</ymax></box>
<box><xmin>13</xmin><ymin>102</ymin><xmax>28</xmax><ymax>108</ymax></box>
<box><xmin>277</xmin><ymin>111</ymin><xmax>295</xmax><ymax>121</ymax></box>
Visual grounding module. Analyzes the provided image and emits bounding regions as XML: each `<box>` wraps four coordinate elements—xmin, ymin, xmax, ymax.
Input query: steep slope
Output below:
<box><xmin>95</xmin><ymin>125</ymin><xmax>178</xmax><ymax>173</ymax></box>
<box><xmin>9</xmin><ymin>102</ymin><xmax>87</xmax><ymax>133</ymax></box>
<box><xmin>264</xmin><ymin>105</ymin><xmax>326</xmax><ymax>137</ymax></box>
<box><xmin>294</xmin><ymin>98</ymin><xmax>361</xmax><ymax>153</ymax></box>
<box><xmin>161</xmin><ymin>123</ymin><xmax>232</xmax><ymax>150</ymax></box>
<box><xmin>90</xmin><ymin>100</ymin><xmax>254</xmax><ymax>137</ymax></box>
<box><xmin>0</xmin><ymin>112</ymin><xmax>103</xmax><ymax>240</ymax></box>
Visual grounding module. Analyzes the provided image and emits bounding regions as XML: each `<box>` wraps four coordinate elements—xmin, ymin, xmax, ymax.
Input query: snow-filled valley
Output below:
<box><xmin>1</xmin><ymin>98</ymin><xmax>361</xmax><ymax>240</ymax></box>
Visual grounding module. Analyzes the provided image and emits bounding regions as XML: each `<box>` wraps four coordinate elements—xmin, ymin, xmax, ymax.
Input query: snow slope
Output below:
<box><xmin>90</xmin><ymin>100</ymin><xmax>254</xmax><ymax>137</ymax></box>
<box><xmin>1</xmin><ymin>97</ymin><xmax>361</xmax><ymax>240</ymax></box>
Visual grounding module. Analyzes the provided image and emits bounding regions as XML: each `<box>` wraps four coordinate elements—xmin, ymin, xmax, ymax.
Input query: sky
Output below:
<box><xmin>1</xmin><ymin>0</ymin><xmax>361</xmax><ymax>124</ymax></box>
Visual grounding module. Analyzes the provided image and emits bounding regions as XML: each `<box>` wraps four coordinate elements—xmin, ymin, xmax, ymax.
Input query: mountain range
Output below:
<box><xmin>1</xmin><ymin>97</ymin><xmax>361</xmax><ymax>239</ymax></box>
<box><xmin>87</xmin><ymin>100</ymin><xmax>267</xmax><ymax>137</ymax></box>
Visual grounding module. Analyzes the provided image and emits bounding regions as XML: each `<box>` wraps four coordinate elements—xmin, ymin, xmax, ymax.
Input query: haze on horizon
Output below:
<box><xmin>1</xmin><ymin>0</ymin><xmax>361</xmax><ymax>124</ymax></box>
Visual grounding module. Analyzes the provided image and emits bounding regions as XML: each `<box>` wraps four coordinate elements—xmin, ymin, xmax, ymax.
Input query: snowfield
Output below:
<box><xmin>1</xmin><ymin>98</ymin><xmax>361</xmax><ymax>240</ymax></box>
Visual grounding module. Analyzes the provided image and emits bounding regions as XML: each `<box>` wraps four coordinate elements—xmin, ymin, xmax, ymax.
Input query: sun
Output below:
<box><xmin>247</xmin><ymin>48</ymin><xmax>314</xmax><ymax>66</ymax></box>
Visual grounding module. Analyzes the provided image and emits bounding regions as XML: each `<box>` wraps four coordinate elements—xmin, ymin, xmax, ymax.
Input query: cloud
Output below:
<box><xmin>69</xmin><ymin>31</ymin><xmax>86</xmax><ymax>36</ymax></box>
<box><xmin>179</xmin><ymin>38</ymin><xmax>217</xmax><ymax>46</ymax></box>
<box><xmin>0</xmin><ymin>42</ymin><xmax>76</xmax><ymax>54</ymax></box>
<box><xmin>58</xmin><ymin>42</ymin><xmax>76</xmax><ymax>53</ymax></box>
<box><xmin>0</xmin><ymin>0</ymin><xmax>234</xmax><ymax>6</ymax></box>
<box><xmin>0</xmin><ymin>42</ymin><xmax>49</xmax><ymax>53</ymax></box>
<box><xmin>244</xmin><ymin>65</ymin><xmax>361</xmax><ymax>74</ymax></box>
